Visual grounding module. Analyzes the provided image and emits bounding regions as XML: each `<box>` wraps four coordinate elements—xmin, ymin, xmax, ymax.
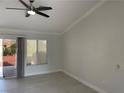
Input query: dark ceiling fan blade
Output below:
<box><xmin>35</xmin><ymin>10</ymin><xmax>50</xmax><ymax>18</ymax></box>
<box><xmin>6</xmin><ymin>8</ymin><xmax>26</xmax><ymax>10</ymax></box>
<box><xmin>19</xmin><ymin>0</ymin><xmax>29</xmax><ymax>8</ymax></box>
<box><xmin>36</xmin><ymin>6</ymin><xmax>52</xmax><ymax>11</ymax></box>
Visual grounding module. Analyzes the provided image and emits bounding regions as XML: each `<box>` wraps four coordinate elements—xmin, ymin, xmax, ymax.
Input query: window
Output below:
<box><xmin>26</xmin><ymin>40</ymin><xmax>47</xmax><ymax>65</ymax></box>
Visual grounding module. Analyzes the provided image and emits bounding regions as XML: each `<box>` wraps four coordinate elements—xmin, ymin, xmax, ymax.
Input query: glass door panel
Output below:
<box><xmin>3</xmin><ymin>39</ymin><xmax>17</xmax><ymax>78</ymax></box>
<box><xmin>0</xmin><ymin>39</ymin><xmax>3</xmax><ymax>77</ymax></box>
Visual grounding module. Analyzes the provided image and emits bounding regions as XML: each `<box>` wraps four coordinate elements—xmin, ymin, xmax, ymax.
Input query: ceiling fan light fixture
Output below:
<box><xmin>6</xmin><ymin>0</ymin><xmax>52</xmax><ymax>18</ymax></box>
<box><xmin>27</xmin><ymin>10</ymin><xmax>35</xmax><ymax>15</ymax></box>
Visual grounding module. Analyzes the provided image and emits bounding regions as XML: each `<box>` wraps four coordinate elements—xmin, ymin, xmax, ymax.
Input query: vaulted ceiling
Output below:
<box><xmin>0</xmin><ymin>0</ymin><xmax>102</xmax><ymax>35</ymax></box>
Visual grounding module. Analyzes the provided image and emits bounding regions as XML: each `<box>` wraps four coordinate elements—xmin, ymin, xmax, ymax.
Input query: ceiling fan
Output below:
<box><xmin>6</xmin><ymin>0</ymin><xmax>52</xmax><ymax>18</ymax></box>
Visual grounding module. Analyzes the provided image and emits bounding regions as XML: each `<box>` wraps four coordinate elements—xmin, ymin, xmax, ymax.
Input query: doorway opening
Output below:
<box><xmin>0</xmin><ymin>39</ymin><xmax>17</xmax><ymax>78</ymax></box>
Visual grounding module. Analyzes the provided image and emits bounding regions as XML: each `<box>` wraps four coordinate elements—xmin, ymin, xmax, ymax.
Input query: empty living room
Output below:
<box><xmin>0</xmin><ymin>0</ymin><xmax>123</xmax><ymax>93</ymax></box>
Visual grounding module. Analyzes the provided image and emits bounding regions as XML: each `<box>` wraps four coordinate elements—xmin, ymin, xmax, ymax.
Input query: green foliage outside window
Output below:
<box><xmin>3</xmin><ymin>43</ymin><xmax>16</xmax><ymax>56</ymax></box>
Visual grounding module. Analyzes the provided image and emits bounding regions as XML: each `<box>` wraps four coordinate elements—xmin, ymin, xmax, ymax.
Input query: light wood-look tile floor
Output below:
<box><xmin>0</xmin><ymin>72</ymin><xmax>98</xmax><ymax>93</ymax></box>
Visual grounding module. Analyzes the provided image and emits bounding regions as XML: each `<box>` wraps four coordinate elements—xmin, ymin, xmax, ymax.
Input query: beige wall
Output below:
<box><xmin>63</xmin><ymin>1</ymin><xmax>124</xmax><ymax>93</ymax></box>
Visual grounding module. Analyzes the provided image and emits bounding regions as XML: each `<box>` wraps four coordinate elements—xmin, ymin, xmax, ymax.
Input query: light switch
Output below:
<box><xmin>116</xmin><ymin>64</ymin><xmax>120</xmax><ymax>70</ymax></box>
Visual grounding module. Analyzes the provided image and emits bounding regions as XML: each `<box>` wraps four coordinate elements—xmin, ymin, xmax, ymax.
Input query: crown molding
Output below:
<box><xmin>61</xmin><ymin>0</ymin><xmax>107</xmax><ymax>35</ymax></box>
<box><xmin>0</xmin><ymin>28</ymin><xmax>60</xmax><ymax>36</ymax></box>
<box><xmin>0</xmin><ymin>0</ymin><xmax>107</xmax><ymax>36</ymax></box>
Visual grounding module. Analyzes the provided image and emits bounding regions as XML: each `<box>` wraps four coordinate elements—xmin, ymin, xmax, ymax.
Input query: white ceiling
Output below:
<box><xmin>0</xmin><ymin>0</ymin><xmax>102</xmax><ymax>35</ymax></box>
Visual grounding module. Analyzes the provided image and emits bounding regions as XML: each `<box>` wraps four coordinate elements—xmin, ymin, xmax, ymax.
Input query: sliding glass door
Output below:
<box><xmin>3</xmin><ymin>39</ymin><xmax>17</xmax><ymax>78</ymax></box>
<box><xmin>0</xmin><ymin>39</ymin><xmax>17</xmax><ymax>78</ymax></box>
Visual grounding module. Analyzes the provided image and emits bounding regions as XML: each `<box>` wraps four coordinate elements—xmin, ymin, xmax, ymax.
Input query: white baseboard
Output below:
<box><xmin>24</xmin><ymin>69</ymin><xmax>62</xmax><ymax>77</ymax></box>
<box><xmin>62</xmin><ymin>70</ymin><xmax>107</xmax><ymax>93</ymax></box>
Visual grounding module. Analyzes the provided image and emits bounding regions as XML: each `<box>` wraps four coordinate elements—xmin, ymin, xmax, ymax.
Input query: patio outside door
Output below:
<box><xmin>0</xmin><ymin>39</ymin><xmax>17</xmax><ymax>78</ymax></box>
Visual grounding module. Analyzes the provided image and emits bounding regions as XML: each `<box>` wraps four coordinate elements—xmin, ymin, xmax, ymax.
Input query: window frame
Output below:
<box><xmin>26</xmin><ymin>39</ymin><xmax>48</xmax><ymax>66</ymax></box>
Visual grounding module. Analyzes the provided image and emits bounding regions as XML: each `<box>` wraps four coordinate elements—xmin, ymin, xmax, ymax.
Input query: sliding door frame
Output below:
<box><xmin>0</xmin><ymin>35</ymin><xmax>25</xmax><ymax>78</ymax></box>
